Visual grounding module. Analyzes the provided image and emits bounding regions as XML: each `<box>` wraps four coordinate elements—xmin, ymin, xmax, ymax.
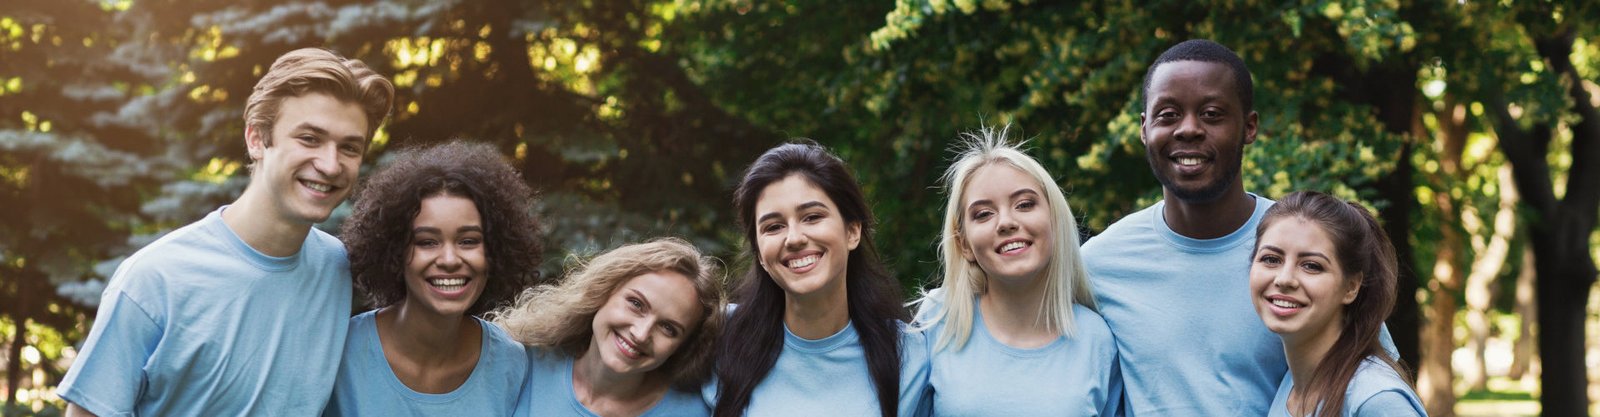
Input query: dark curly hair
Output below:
<box><xmin>341</xmin><ymin>140</ymin><xmax>543</xmax><ymax>316</ymax></box>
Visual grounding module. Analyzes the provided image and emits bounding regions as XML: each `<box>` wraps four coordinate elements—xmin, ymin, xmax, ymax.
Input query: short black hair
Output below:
<box><xmin>342</xmin><ymin>140</ymin><xmax>544</xmax><ymax>316</ymax></box>
<box><xmin>1140</xmin><ymin>39</ymin><xmax>1254</xmax><ymax>113</ymax></box>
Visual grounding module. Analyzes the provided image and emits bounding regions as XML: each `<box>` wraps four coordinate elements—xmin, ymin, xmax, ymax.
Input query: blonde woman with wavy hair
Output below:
<box><xmin>494</xmin><ymin>238</ymin><xmax>724</xmax><ymax>417</ymax></box>
<box><xmin>910</xmin><ymin>125</ymin><xmax>1122</xmax><ymax>416</ymax></box>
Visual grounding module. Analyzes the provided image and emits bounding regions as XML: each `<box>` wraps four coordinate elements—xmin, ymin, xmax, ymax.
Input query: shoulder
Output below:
<box><xmin>307</xmin><ymin>227</ymin><xmax>350</xmax><ymax>260</ymax></box>
<box><xmin>910</xmin><ymin>288</ymin><xmax>948</xmax><ymax>326</ymax></box>
<box><xmin>480</xmin><ymin>318</ymin><xmax>529</xmax><ymax>358</ymax></box>
<box><xmin>1068</xmin><ymin>304</ymin><xmax>1116</xmax><ymax>349</ymax></box>
<box><xmin>1082</xmin><ymin>202</ymin><xmax>1159</xmax><ymax>253</ymax></box>
<box><xmin>1347</xmin><ymin>358</ymin><xmax>1425</xmax><ymax>416</ymax></box>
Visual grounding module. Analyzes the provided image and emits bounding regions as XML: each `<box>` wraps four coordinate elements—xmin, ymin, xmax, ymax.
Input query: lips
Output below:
<box><xmin>425</xmin><ymin>276</ymin><xmax>472</xmax><ymax>296</ymax></box>
<box><xmin>299</xmin><ymin>178</ymin><xmax>341</xmax><ymax>196</ymax></box>
<box><xmin>782</xmin><ymin>251</ymin><xmax>822</xmax><ymax>273</ymax></box>
<box><xmin>1168</xmin><ymin>152</ymin><xmax>1211</xmax><ymax>175</ymax></box>
<box><xmin>614</xmin><ymin>331</ymin><xmax>645</xmax><ymax>360</ymax></box>
<box><xmin>996</xmin><ymin>239</ymin><xmax>1031</xmax><ymax>254</ymax></box>
<box><xmin>1264</xmin><ymin>294</ymin><xmax>1305</xmax><ymax>316</ymax></box>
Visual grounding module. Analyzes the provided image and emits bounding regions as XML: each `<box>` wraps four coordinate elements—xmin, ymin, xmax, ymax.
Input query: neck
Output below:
<box><xmin>783</xmin><ymin>280</ymin><xmax>850</xmax><ymax>340</ymax></box>
<box><xmin>222</xmin><ymin>188</ymin><xmax>313</xmax><ymax>257</ymax></box>
<box><xmin>978</xmin><ymin>272</ymin><xmax>1057</xmax><ymax>347</ymax></box>
<box><xmin>573</xmin><ymin>347</ymin><xmax>659</xmax><ymax>401</ymax></box>
<box><xmin>1161</xmin><ymin>185</ymin><xmax>1254</xmax><ymax>239</ymax></box>
<box><xmin>1282</xmin><ymin>320</ymin><xmax>1344</xmax><ymax>400</ymax></box>
<box><xmin>379</xmin><ymin>301</ymin><xmax>477</xmax><ymax>366</ymax></box>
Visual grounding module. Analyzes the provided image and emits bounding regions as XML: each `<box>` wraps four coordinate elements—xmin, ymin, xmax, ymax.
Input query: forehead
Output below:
<box><xmin>1147</xmin><ymin>60</ymin><xmax>1240</xmax><ymax>107</ymax></box>
<box><xmin>619</xmin><ymin>271</ymin><xmax>703</xmax><ymax>320</ymax></box>
<box><xmin>413</xmin><ymin>194</ymin><xmax>481</xmax><ymax>225</ymax></box>
<box><xmin>963</xmin><ymin>163</ymin><xmax>1040</xmax><ymax>200</ymax></box>
<box><xmin>755</xmin><ymin>174</ymin><xmax>837</xmax><ymax>214</ymax></box>
<box><xmin>1260</xmin><ymin>217</ymin><xmax>1338</xmax><ymax>255</ymax></box>
<box><xmin>274</xmin><ymin>92</ymin><xmax>370</xmax><ymax>138</ymax></box>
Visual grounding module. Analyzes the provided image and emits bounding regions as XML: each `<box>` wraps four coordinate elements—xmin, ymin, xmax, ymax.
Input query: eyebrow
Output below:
<box><xmin>1257</xmin><ymin>245</ymin><xmax>1329</xmax><ymax>261</ymax></box>
<box><xmin>967</xmin><ymin>188</ymin><xmax>1040</xmax><ymax>211</ymax></box>
<box><xmin>291</xmin><ymin>122</ymin><xmax>367</xmax><ymax>143</ymax></box>
<box><xmin>411</xmin><ymin>225</ymin><xmax>483</xmax><ymax>235</ymax></box>
<box><xmin>756</xmin><ymin>201</ymin><xmax>827</xmax><ymax>225</ymax></box>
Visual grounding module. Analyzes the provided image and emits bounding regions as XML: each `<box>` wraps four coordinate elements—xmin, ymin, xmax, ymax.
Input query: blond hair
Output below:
<box><xmin>490</xmin><ymin>238</ymin><xmax>725</xmax><ymax>389</ymax></box>
<box><xmin>914</xmin><ymin>125</ymin><xmax>1097</xmax><ymax>352</ymax></box>
<box><xmin>243</xmin><ymin>48</ymin><xmax>395</xmax><ymax>148</ymax></box>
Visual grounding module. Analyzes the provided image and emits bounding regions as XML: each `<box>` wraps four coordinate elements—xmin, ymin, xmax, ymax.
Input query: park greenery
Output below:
<box><xmin>1</xmin><ymin>0</ymin><xmax>1597</xmax><ymax>415</ymax></box>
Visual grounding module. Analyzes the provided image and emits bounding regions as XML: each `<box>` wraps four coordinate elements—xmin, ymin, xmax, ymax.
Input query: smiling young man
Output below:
<box><xmin>58</xmin><ymin>48</ymin><xmax>394</xmax><ymax>417</ymax></box>
<box><xmin>1081</xmin><ymin>39</ymin><xmax>1393</xmax><ymax>416</ymax></box>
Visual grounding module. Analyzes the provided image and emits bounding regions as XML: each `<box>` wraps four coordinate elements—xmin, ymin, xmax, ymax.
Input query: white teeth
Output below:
<box><xmin>428</xmin><ymin>278</ymin><xmax>466</xmax><ymax>290</ymax></box>
<box><xmin>302</xmin><ymin>180</ymin><xmax>333</xmax><ymax>192</ymax></box>
<box><xmin>787</xmin><ymin>255</ymin><xmax>817</xmax><ymax>268</ymax></box>
<box><xmin>1176</xmin><ymin>157</ymin><xmax>1203</xmax><ymax>166</ymax></box>
<box><xmin>1270</xmin><ymin>299</ymin><xmax>1303</xmax><ymax>309</ymax></box>
<box><xmin>618</xmin><ymin>334</ymin><xmax>640</xmax><ymax>357</ymax></box>
<box><xmin>1000</xmin><ymin>241</ymin><xmax>1027</xmax><ymax>252</ymax></box>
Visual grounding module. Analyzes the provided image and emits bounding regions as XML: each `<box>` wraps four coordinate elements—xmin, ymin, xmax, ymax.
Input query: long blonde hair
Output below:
<box><xmin>914</xmin><ymin>125</ymin><xmax>1096</xmax><ymax>352</ymax></box>
<box><xmin>490</xmin><ymin>238</ymin><xmax>725</xmax><ymax>389</ymax></box>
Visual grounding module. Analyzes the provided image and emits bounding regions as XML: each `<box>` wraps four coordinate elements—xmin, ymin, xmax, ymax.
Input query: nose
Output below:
<box><xmin>784</xmin><ymin>222</ymin><xmax>809</xmax><ymax>250</ymax></box>
<box><xmin>312</xmin><ymin>142</ymin><xmax>344</xmax><ymax>177</ymax></box>
<box><xmin>1271</xmin><ymin>264</ymin><xmax>1298</xmax><ymax>290</ymax></box>
<box><xmin>436</xmin><ymin>243</ymin><xmax>463</xmax><ymax>270</ymax></box>
<box><xmin>629</xmin><ymin>319</ymin><xmax>652</xmax><ymax>346</ymax></box>
<box><xmin>1174</xmin><ymin>113</ymin><xmax>1204</xmax><ymax>142</ymax></box>
<box><xmin>997</xmin><ymin>211</ymin><xmax>1019</xmax><ymax>235</ymax></box>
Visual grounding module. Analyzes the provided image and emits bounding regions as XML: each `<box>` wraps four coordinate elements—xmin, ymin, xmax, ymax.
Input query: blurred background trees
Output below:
<box><xmin>1</xmin><ymin>0</ymin><xmax>1596</xmax><ymax>415</ymax></box>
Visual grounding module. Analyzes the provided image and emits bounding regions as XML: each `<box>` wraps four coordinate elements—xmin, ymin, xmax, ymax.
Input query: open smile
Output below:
<box><xmin>425</xmin><ymin>275</ymin><xmax>473</xmax><ymax>297</ymax></box>
<box><xmin>995</xmin><ymin>239</ymin><xmax>1031</xmax><ymax>255</ymax></box>
<box><xmin>614</xmin><ymin>331</ymin><xmax>646</xmax><ymax>360</ymax></box>
<box><xmin>1264</xmin><ymin>294</ymin><xmax>1306</xmax><ymax>317</ymax></box>
<box><xmin>782</xmin><ymin>251</ymin><xmax>822</xmax><ymax>273</ymax></box>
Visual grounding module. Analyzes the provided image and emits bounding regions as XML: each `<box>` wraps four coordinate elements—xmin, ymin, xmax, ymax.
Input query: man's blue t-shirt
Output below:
<box><xmin>914</xmin><ymin>293</ymin><xmax>1122</xmax><ymax>416</ymax></box>
<box><xmin>513</xmin><ymin>347</ymin><xmax>707</xmax><ymax>417</ymax></box>
<box><xmin>701</xmin><ymin>320</ymin><xmax>932</xmax><ymax>417</ymax></box>
<box><xmin>1082</xmin><ymin>196</ymin><xmax>1282</xmax><ymax>416</ymax></box>
<box><xmin>1266</xmin><ymin>357</ymin><xmax>1426</xmax><ymax>417</ymax></box>
<box><xmin>324</xmin><ymin>310</ymin><xmax>527</xmax><ymax>417</ymax></box>
<box><xmin>58</xmin><ymin>206</ymin><xmax>352</xmax><ymax>417</ymax></box>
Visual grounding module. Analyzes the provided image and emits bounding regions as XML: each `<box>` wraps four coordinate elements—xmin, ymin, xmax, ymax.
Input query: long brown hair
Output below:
<box><xmin>1255</xmin><ymin>191</ymin><xmax>1410</xmax><ymax>416</ymax></box>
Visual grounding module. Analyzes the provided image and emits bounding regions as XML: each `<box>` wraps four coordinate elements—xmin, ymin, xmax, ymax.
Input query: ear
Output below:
<box><xmin>955</xmin><ymin>230</ymin><xmax>976</xmax><ymax>263</ymax></box>
<box><xmin>245</xmin><ymin>125</ymin><xmax>267</xmax><ymax>161</ymax></box>
<box><xmin>1138</xmin><ymin>112</ymin><xmax>1150</xmax><ymax>146</ymax></box>
<box><xmin>1242</xmin><ymin>110</ymin><xmax>1259</xmax><ymax>145</ymax></box>
<box><xmin>845</xmin><ymin>221</ymin><xmax>861</xmax><ymax>251</ymax></box>
<box><xmin>1341</xmin><ymin>273</ymin><xmax>1362</xmax><ymax>305</ymax></box>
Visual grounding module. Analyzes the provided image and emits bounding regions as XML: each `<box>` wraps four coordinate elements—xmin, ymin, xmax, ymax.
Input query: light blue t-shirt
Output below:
<box><xmin>1266</xmin><ymin>357</ymin><xmax>1427</xmax><ymax>417</ymax></box>
<box><xmin>702</xmin><ymin>320</ymin><xmax>932</xmax><ymax>417</ymax></box>
<box><xmin>914</xmin><ymin>294</ymin><xmax>1122</xmax><ymax>416</ymax></box>
<box><xmin>1083</xmin><ymin>196</ymin><xmax>1396</xmax><ymax>416</ymax></box>
<box><xmin>513</xmin><ymin>347</ymin><xmax>708</xmax><ymax>416</ymax></box>
<box><xmin>324</xmin><ymin>310</ymin><xmax>527</xmax><ymax>417</ymax></box>
<box><xmin>58</xmin><ymin>206</ymin><xmax>352</xmax><ymax>417</ymax></box>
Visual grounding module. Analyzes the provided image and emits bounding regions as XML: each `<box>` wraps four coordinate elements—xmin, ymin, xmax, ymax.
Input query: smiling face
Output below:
<box><xmin>401</xmin><ymin>194</ymin><xmax>488</xmax><ymax>319</ymax></box>
<box><xmin>957</xmin><ymin>164</ymin><xmax>1054</xmax><ymax>286</ymax></box>
<box><xmin>754</xmin><ymin>174</ymin><xmax>861</xmax><ymax>301</ymax></box>
<box><xmin>247</xmin><ymin>92</ymin><xmax>370</xmax><ymax>226</ymax></box>
<box><xmin>1249</xmin><ymin>217</ymin><xmax>1360</xmax><ymax>345</ymax></box>
<box><xmin>1140</xmin><ymin>60</ymin><xmax>1258</xmax><ymax>203</ymax></box>
<box><xmin>586</xmin><ymin>270</ymin><xmax>704</xmax><ymax>377</ymax></box>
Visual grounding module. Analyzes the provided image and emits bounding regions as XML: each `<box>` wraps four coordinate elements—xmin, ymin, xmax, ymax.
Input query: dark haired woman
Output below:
<box><xmin>325</xmin><ymin>140</ymin><xmax>543</xmax><ymax>416</ymax></box>
<box><xmin>707</xmin><ymin>142</ymin><xmax>929</xmax><ymax>417</ymax></box>
<box><xmin>1250</xmin><ymin>191</ymin><xmax>1424</xmax><ymax>416</ymax></box>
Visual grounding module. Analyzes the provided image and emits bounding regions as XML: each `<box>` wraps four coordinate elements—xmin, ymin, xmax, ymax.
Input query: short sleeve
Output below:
<box><xmin>1102</xmin><ymin>350</ymin><xmax>1126</xmax><ymax>417</ymax></box>
<box><xmin>57</xmin><ymin>290</ymin><xmax>163</xmax><ymax>417</ymax></box>
<box><xmin>897</xmin><ymin>327</ymin><xmax>932</xmax><ymax>417</ymax></box>
<box><xmin>1353</xmin><ymin>391</ymin><xmax>1426</xmax><ymax>417</ymax></box>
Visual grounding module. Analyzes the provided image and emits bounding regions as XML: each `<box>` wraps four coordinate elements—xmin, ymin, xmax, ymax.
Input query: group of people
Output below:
<box><xmin>53</xmin><ymin>39</ymin><xmax>1429</xmax><ymax>417</ymax></box>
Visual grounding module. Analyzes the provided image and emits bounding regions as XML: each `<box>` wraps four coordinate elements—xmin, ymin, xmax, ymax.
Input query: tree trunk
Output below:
<box><xmin>1462</xmin><ymin>165</ymin><xmax>1518</xmax><ymax>391</ymax></box>
<box><xmin>1421</xmin><ymin>189</ymin><xmax>1462</xmax><ymax>416</ymax></box>
<box><xmin>6</xmin><ymin>316</ymin><xmax>23</xmax><ymax>409</ymax></box>
<box><xmin>1507</xmin><ymin>247</ymin><xmax>1538</xmax><ymax>380</ymax></box>
<box><xmin>1491</xmin><ymin>30</ymin><xmax>1600</xmax><ymax>417</ymax></box>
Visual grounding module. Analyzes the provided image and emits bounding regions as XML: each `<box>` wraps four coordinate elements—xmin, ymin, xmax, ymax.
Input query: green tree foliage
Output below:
<box><xmin>1</xmin><ymin>0</ymin><xmax>1597</xmax><ymax>414</ymax></box>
